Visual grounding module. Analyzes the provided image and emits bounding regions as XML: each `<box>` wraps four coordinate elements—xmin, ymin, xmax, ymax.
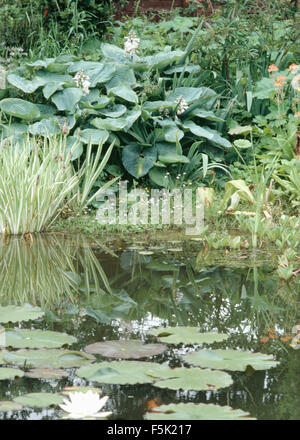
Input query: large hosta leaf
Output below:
<box><xmin>183</xmin><ymin>349</ymin><xmax>279</xmax><ymax>371</ymax></box>
<box><xmin>0</xmin><ymin>304</ymin><xmax>44</xmax><ymax>323</ymax></box>
<box><xmin>13</xmin><ymin>393</ymin><xmax>64</xmax><ymax>408</ymax></box>
<box><xmin>146</xmin><ymin>365</ymin><xmax>232</xmax><ymax>391</ymax></box>
<box><xmin>51</xmin><ymin>87</ymin><xmax>82</xmax><ymax>112</ymax></box>
<box><xmin>0</xmin><ymin>367</ymin><xmax>24</xmax><ymax>380</ymax></box>
<box><xmin>76</xmin><ymin>361</ymin><xmax>165</xmax><ymax>385</ymax></box>
<box><xmin>143</xmin><ymin>51</ymin><xmax>184</xmax><ymax>70</ymax></box>
<box><xmin>98</xmin><ymin>104</ymin><xmax>127</xmax><ymax>118</ymax></box>
<box><xmin>183</xmin><ymin>121</ymin><xmax>232</xmax><ymax>149</ymax></box>
<box><xmin>168</xmin><ymin>87</ymin><xmax>216</xmax><ymax>105</ymax></box>
<box><xmin>0</xmin><ymin>98</ymin><xmax>40</xmax><ymax>120</ymax></box>
<box><xmin>145</xmin><ymin>403</ymin><xmax>256</xmax><ymax>420</ymax></box>
<box><xmin>28</xmin><ymin>119</ymin><xmax>61</xmax><ymax>137</ymax></box>
<box><xmin>74</xmin><ymin>128</ymin><xmax>109</xmax><ymax>145</ymax></box>
<box><xmin>7</xmin><ymin>73</ymin><xmax>46</xmax><ymax>93</ymax></box>
<box><xmin>84</xmin><ymin>340</ymin><xmax>166</xmax><ymax>359</ymax></box>
<box><xmin>148</xmin><ymin>327</ymin><xmax>228</xmax><ymax>345</ymax></box>
<box><xmin>108</xmin><ymin>85</ymin><xmax>138</xmax><ymax>103</ymax></box>
<box><xmin>253</xmin><ymin>77</ymin><xmax>276</xmax><ymax>100</ymax></box>
<box><xmin>91</xmin><ymin>108</ymin><xmax>141</xmax><ymax>132</ymax></box>
<box><xmin>122</xmin><ymin>144</ymin><xmax>157</xmax><ymax>179</ymax></box>
<box><xmin>3</xmin><ymin>329</ymin><xmax>77</xmax><ymax>349</ymax></box>
<box><xmin>3</xmin><ymin>349</ymin><xmax>95</xmax><ymax>368</ymax></box>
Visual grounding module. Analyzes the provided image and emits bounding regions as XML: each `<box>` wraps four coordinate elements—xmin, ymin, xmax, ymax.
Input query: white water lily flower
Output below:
<box><xmin>59</xmin><ymin>391</ymin><xmax>112</xmax><ymax>419</ymax></box>
<box><xmin>124</xmin><ymin>30</ymin><xmax>140</xmax><ymax>56</ymax></box>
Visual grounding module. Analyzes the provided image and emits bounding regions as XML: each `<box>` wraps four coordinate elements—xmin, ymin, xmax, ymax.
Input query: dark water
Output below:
<box><xmin>0</xmin><ymin>234</ymin><xmax>299</xmax><ymax>420</ymax></box>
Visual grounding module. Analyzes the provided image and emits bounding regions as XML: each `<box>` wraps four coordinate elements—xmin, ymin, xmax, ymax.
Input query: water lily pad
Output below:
<box><xmin>84</xmin><ymin>340</ymin><xmax>167</xmax><ymax>359</ymax></box>
<box><xmin>24</xmin><ymin>368</ymin><xmax>69</xmax><ymax>379</ymax></box>
<box><xmin>0</xmin><ymin>367</ymin><xmax>24</xmax><ymax>380</ymax></box>
<box><xmin>183</xmin><ymin>349</ymin><xmax>279</xmax><ymax>371</ymax></box>
<box><xmin>148</xmin><ymin>327</ymin><xmax>229</xmax><ymax>345</ymax></box>
<box><xmin>61</xmin><ymin>386</ymin><xmax>102</xmax><ymax>395</ymax></box>
<box><xmin>4</xmin><ymin>329</ymin><xmax>77</xmax><ymax>349</ymax></box>
<box><xmin>13</xmin><ymin>393</ymin><xmax>64</xmax><ymax>408</ymax></box>
<box><xmin>0</xmin><ymin>304</ymin><xmax>44</xmax><ymax>323</ymax></box>
<box><xmin>145</xmin><ymin>403</ymin><xmax>256</xmax><ymax>420</ymax></box>
<box><xmin>77</xmin><ymin>361</ymin><xmax>166</xmax><ymax>385</ymax></box>
<box><xmin>0</xmin><ymin>401</ymin><xmax>23</xmax><ymax>412</ymax></box>
<box><xmin>146</xmin><ymin>365</ymin><xmax>232</xmax><ymax>391</ymax></box>
<box><xmin>3</xmin><ymin>349</ymin><xmax>95</xmax><ymax>368</ymax></box>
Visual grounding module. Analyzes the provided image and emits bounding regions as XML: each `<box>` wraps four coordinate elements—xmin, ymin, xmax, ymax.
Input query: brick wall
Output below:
<box><xmin>116</xmin><ymin>0</ymin><xmax>187</xmax><ymax>16</ymax></box>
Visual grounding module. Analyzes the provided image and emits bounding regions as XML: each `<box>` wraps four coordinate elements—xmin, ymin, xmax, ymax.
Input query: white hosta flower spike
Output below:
<box><xmin>59</xmin><ymin>391</ymin><xmax>112</xmax><ymax>419</ymax></box>
<box><xmin>175</xmin><ymin>96</ymin><xmax>189</xmax><ymax>115</ymax></box>
<box><xmin>74</xmin><ymin>70</ymin><xmax>91</xmax><ymax>96</ymax></box>
<box><xmin>124</xmin><ymin>30</ymin><xmax>140</xmax><ymax>56</ymax></box>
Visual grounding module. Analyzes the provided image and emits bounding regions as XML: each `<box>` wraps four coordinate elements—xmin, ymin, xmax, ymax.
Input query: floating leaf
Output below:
<box><xmin>84</xmin><ymin>340</ymin><xmax>166</xmax><ymax>359</ymax></box>
<box><xmin>146</xmin><ymin>365</ymin><xmax>232</xmax><ymax>391</ymax></box>
<box><xmin>24</xmin><ymin>368</ymin><xmax>69</xmax><ymax>379</ymax></box>
<box><xmin>148</xmin><ymin>327</ymin><xmax>228</xmax><ymax>345</ymax></box>
<box><xmin>0</xmin><ymin>401</ymin><xmax>23</xmax><ymax>412</ymax></box>
<box><xmin>77</xmin><ymin>361</ymin><xmax>165</xmax><ymax>385</ymax></box>
<box><xmin>0</xmin><ymin>304</ymin><xmax>44</xmax><ymax>323</ymax></box>
<box><xmin>13</xmin><ymin>393</ymin><xmax>64</xmax><ymax>408</ymax></box>
<box><xmin>183</xmin><ymin>349</ymin><xmax>279</xmax><ymax>371</ymax></box>
<box><xmin>145</xmin><ymin>403</ymin><xmax>256</xmax><ymax>420</ymax></box>
<box><xmin>0</xmin><ymin>367</ymin><xmax>24</xmax><ymax>380</ymax></box>
<box><xmin>3</xmin><ymin>349</ymin><xmax>95</xmax><ymax>368</ymax></box>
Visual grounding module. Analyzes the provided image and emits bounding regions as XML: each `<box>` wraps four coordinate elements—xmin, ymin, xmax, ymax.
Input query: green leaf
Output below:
<box><xmin>91</xmin><ymin>108</ymin><xmax>141</xmax><ymax>132</ymax></box>
<box><xmin>233</xmin><ymin>139</ymin><xmax>252</xmax><ymax>149</ymax></box>
<box><xmin>51</xmin><ymin>87</ymin><xmax>82</xmax><ymax>112</ymax></box>
<box><xmin>13</xmin><ymin>393</ymin><xmax>64</xmax><ymax>408</ymax></box>
<box><xmin>98</xmin><ymin>104</ymin><xmax>127</xmax><ymax>118</ymax></box>
<box><xmin>66</xmin><ymin>136</ymin><xmax>83</xmax><ymax>160</ymax></box>
<box><xmin>4</xmin><ymin>329</ymin><xmax>77</xmax><ymax>349</ymax></box>
<box><xmin>108</xmin><ymin>85</ymin><xmax>138</xmax><ymax>103</ymax></box>
<box><xmin>158</xmin><ymin>153</ymin><xmax>189</xmax><ymax>164</ymax></box>
<box><xmin>144</xmin><ymin>51</ymin><xmax>184</xmax><ymax>70</ymax></box>
<box><xmin>145</xmin><ymin>403</ymin><xmax>256</xmax><ymax>420</ymax></box>
<box><xmin>149</xmin><ymin>167</ymin><xmax>169</xmax><ymax>188</ymax></box>
<box><xmin>168</xmin><ymin>87</ymin><xmax>216</xmax><ymax>105</ymax></box>
<box><xmin>228</xmin><ymin>125</ymin><xmax>252</xmax><ymax>135</ymax></box>
<box><xmin>28</xmin><ymin>119</ymin><xmax>61</xmax><ymax>137</ymax></box>
<box><xmin>0</xmin><ymin>304</ymin><xmax>44</xmax><ymax>323</ymax></box>
<box><xmin>24</xmin><ymin>368</ymin><xmax>69</xmax><ymax>379</ymax></box>
<box><xmin>183</xmin><ymin>121</ymin><xmax>232</xmax><ymax>149</ymax></box>
<box><xmin>0</xmin><ymin>367</ymin><xmax>24</xmax><ymax>380</ymax></box>
<box><xmin>147</xmin><ymin>365</ymin><xmax>233</xmax><ymax>391</ymax></box>
<box><xmin>43</xmin><ymin>82</ymin><xmax>64</xmax><ymax>99</ymax></box>
<box><xmin>0</xmin><ymin>98</ymin><xmax>40</xmax><ymax>120</ymax></box>
<box><xmin>148</xmin><ymin>327</ymin><xmax>229</xmax><ymax>344</ymax></box>
<box><xmin>7</xmin><ymin>74</ymin><xmax>46</xmax><ymax>93</ymax></box>
<box><xmin>0</xmin><ymin>401</ymin><xmax>23</xmax><ymax>412</ymax></box>
<box><xmin>122</xmin><ymin>144</ymin><xmax>157</xmax><ymax>178</ymax></box>
<box><xmin>3</xmin><ymin>349</ymin><xmax>95</xmax><ymax>368</ymax></box>
<box><xmin>164</xmin><ymin>126</ymin><xmax>184</xmax><ymax>143</ymax></box>
<box><xmin>74</xmin><ymin>128</ymin><xmax>109</xmax><ymax>145</ymax></box>
<box><xmin>190</xmin><ymin>109</ymin><xmax>224</xmax><ymax>122</ymax></box>
<box><xmin>84</xmin><ymin>340</ymin><xmax>166</xmax><ymax>359</ymax></box>
<box><xmin>253</xmin><ymin>77</ymin><xmax>276</xmax><ymax>99</ymax></box>
<box><xmin>77</xmin><ymin>361</ymin><xmax>167</xmax><ymax>385</ymax></box>
<box><xmin>183</xmin><ymin>349</ymin><xmax>279</xmax><ymax>371</ymax></box>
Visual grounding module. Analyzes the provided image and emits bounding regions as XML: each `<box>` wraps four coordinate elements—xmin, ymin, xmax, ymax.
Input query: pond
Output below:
<box><xmin>0</xmin><ymin>234</ymin><xmax>299</xmax><ymax>420</ymax></box>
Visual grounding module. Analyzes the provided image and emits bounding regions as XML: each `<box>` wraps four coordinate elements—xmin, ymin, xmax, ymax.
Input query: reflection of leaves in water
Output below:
<box><xmin>0</xmin><ymin>235</ymin><xmax>112</xmax><ymax>309</ymax></box>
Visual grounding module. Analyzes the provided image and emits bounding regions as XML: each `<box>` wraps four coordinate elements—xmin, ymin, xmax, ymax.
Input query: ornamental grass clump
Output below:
<box><xmin>0</xmin><ymin>137</ymin><xmax>78</xmax><ymax>235</ymax></box>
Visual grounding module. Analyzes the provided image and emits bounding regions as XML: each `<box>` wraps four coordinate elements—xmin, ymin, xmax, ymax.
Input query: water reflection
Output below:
<box><xmin>0</xmin><ymin>235</ymin><xmax>299</xmax><ymax>419</ymax></box>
